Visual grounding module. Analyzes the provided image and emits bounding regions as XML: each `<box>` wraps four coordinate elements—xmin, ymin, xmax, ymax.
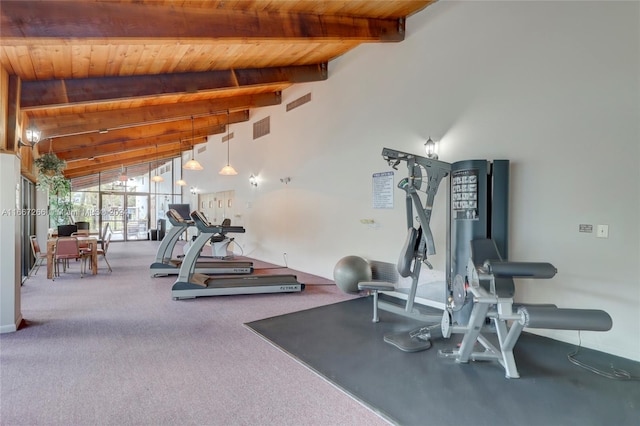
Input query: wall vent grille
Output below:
<box><xmin>253</xmin><ymin>116</ymin><xmax>270</xmax><ymax>140</ymax></box>
<box><xmin>286</xmin><ymin>92</ymin><xmax>311</xmax><ymax>112</ymax></box>
<box><xmin>222</xmin><ymin>132</ymin><xmax>234</xmax><ymax>143</ymax></box>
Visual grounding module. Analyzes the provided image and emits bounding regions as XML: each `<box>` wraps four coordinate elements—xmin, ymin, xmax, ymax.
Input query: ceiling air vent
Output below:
<box><xmin>253</xmin><ymin>116</ymin><xmax>270</xmax><ymax>140</ymax></box>
<box><xmin>286</xmin><ymin>93</ymin><xmax>311</xmax><ymax>112</ymax></box>
<box><xmin>197</xmin><ymin>146</ymin><xmax>207</xmax><ymax>154</ymax></box>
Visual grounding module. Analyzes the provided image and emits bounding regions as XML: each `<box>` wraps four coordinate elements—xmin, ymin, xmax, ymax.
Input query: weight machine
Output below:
<box><xmin>359</xmin><ymin>147</ymin><xmax>612</xmax><ymax>377</ymax></box>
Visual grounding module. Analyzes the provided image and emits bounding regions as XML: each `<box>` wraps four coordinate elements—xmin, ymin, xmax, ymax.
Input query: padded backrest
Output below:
<box><xmin>57</xmin><ymin>224</ymin><xmax>78</xmax><ymax>237</ymax></box>
<box><xmin>101</xmin><ymin>222</ymin><xmax>111</xmax><ymax>240</ymax></box>
<box><xmin>55</xmin><ymin>237</ymin><xmax>79</xmax><ymax>257</ymax></box>
<box><xmin>397</xmin><ymin>227</ymin><xmax>418</xmax><ymax>278</ymax></box>
<box><xmin>75</xmin><ymin>221</ymin><xmax>90</xmax><ymax>230</ymax></box>
<box><xmin>30</xmin><ymin>235</ymin><xmax>40</xmax><ymax>256</ymax></box>
<box><xmin>370</xmin><ymin>260</ymin><xmax>399</xmax><ymax>283</ymax></box>
<box><xmin>102</xmin><ymin>230</ymin><xmax>112</xmax><ymax>253</ymax></box>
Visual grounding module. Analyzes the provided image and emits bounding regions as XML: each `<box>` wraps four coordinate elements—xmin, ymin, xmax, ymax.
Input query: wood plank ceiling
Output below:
<box><xmin>1</xmin><ymin>0</ymin><xmax>434</xmax><ymax>180</ymax></box>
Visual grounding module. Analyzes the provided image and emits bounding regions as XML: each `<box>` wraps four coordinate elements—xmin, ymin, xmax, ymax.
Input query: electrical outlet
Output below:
<box><xmin>596</xmin><ymin>224</ymin><xmax>609</xmax><ymax>238</ymax></box>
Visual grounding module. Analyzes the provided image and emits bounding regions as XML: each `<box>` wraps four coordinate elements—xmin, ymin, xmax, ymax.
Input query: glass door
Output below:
<box><xmin>100</xmin><ymin>192</ymin><xmax>125</xmax><ymax>241</ymax></box>
<box><xmin>126</xmin><ymin>194</ymin><xmax>149</xmax><ymax>240</ymax></box>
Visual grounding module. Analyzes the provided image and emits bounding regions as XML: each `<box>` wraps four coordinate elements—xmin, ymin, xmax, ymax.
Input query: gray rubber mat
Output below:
<box><xmin>246</xmin><ymin>296</ymin><xmax>640</xmax><ymax>426</ymax></box>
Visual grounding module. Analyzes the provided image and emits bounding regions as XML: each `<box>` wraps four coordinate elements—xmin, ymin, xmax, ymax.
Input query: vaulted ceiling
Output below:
<box><xmin>1</xmin><ymin>0</ymin><xmax>434</xmax><ymax>180</ymax></box>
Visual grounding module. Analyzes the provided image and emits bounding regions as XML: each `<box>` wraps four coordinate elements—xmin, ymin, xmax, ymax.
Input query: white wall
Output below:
<box><xmin>0</xmin><ymin>154</ymin><xmax>22</xmax><ymax>333</ymax></box>
<box><xmin>187</xmin><ymin>1</ymin><xmax>640</xmax><ymax>360</ymax></box>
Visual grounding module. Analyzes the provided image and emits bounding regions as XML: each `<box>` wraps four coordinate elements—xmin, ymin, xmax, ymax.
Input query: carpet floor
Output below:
<box><xmin>1</xmin><ymin>241</ymin><xmax>387</xmax><ymax>426</ymax></box>
<box><xmin>246</xmin><ymin>297</ymin><xmax>640</xmax><ymax>426</ymax></box>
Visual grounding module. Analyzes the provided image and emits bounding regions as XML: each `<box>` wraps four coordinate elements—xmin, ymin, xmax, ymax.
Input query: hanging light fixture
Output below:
<box><xmin>219</xmin><ymin>110</ymin><xmax>237</xmax><ymax>176</ymax></box>
<box><xmin>175</xmin><ymin>139</ymin><xmax>187</xmax><ymax>186</ymax></box>
<box><xmin>151</xmin><ymin>145</ymin><xmax>164</xmax><ymax>182</ymax></box>
<box><xmin>118</xmin><ymin>164</ymin><xmax>128</xmax><ymax>182</ymax></box>
<box><xmin>184</xmin><ymin>116</ymin><xmax>203</xmax><ymax>171</ymax></box>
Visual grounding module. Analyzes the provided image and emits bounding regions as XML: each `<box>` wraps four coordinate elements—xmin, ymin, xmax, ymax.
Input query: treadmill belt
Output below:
<box><xmin>172</xmin><ymin>274</ymin><xmax>302</xmax><ymax>291</ymax></box>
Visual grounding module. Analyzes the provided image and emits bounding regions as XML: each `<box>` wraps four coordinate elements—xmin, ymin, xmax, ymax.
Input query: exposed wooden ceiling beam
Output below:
<box><xmin>41</xmin><ymin>110</ymin><xmax>248</xmax><ymax>158</ymax></box>
<box><xmin>64</xmin><ymin>143</ymin><xmax>186</xmax><ymax>179</ymax></box>
<box><xmin>55</xmin><ymin>134</ymin><xmax>209</xmax><ymax>163</ymax></box>
<box><xmin>32</xmin><ymin>93</ymin><xmax>281</xmax><ymax>139</ymax></box>
<box><xmin>20</xmin><ymin>64</ymin><xmax>326</xmax><ymax>110</ymax></box>
<box><xmin>0</xmin><ymin>1</ymin><xmax>405</xmax><ymax>42</ymax></box>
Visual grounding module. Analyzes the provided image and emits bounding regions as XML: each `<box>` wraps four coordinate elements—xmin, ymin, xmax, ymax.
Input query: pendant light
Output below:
<box><xmin>184</xmin><ymin>116</ymin><xmax>203</xmax><ymax>171</ymax></box>
<box><xmin>175</xmin><ymin>138</ymin><xmax>187</xmax><ymax>186</ymax></box>
<box><xmin>151</xmin><ymin>145</ymin><xmax>164</xmax><ymax>182</ymax></box>
<box><xmin>219</xmin><ymin>110</ymin><xmax>237</xmax><ymax>175</ymax></box>
<box><xmin>118</xmin><ymin>164</ymin><xmax>128</xmax><ymax>182</ymax></box>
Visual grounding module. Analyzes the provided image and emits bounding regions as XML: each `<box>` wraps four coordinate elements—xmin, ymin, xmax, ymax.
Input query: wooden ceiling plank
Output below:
<box><xmin>1</xmin><ymin>1</ymin><xmax>406</xmax><ymax>42</ymax></box>
<box><xmin>57</xmin><ymin>135</ymin><xmax>208</xmax><ymax>163</ymax></box>
<box><xmin>28</xmin><ymin>45</ymin><xmax>55</xmax><ymax>80</ymax></box>
<box><xmin>71</xmin><ymin>44</ymin><xmax>92</xmax><ymax>79</ymax></box>
<box><xmin>64</xmin><ymin>147</ymin><xmax>186</xmax><ymax>179</ymax></box>
<box><xmin>42</xmin><ymin>111</ymin><xmax>247</xmax><ymax>155</ymax></box>
<box><xmin>33</xmin><ymin>92</ymin><xmax>280</xmax><ymax>137</ymax></box>
<box><xmin>66</xmin><ymin>145</ymin><xmax>184</xmax><ymax>169</ymax></box>
<box><xmin>56</xmin><ymin>136</ymin><xmax>202</xmax><ymax>162</ymax></box>
<box><xmin>20</xmin><ymin>64</ymin><xmax>324</xmax><ymax>109</ymax></box>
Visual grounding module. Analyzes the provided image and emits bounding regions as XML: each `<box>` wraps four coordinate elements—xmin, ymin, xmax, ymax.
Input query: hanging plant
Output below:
<box><xmin>34</xmin><ymin>152</ymin><xmax>72</xmax><ymax>226</ymax></box>
<box><xmin>34</xmin><ymin>152</ymin><xmax>66</xmax><ymax>176</ymax></box>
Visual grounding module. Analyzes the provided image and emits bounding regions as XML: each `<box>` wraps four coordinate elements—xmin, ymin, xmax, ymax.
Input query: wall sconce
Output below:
<box><xmin>249</xmin><ymin>174</ymin><xmax>258</xmax><ymax>187</ymax></box>
<box><xmin>424</xmin><ymin>137</ymin><xmax>438</xmax><ymax>160</ymax></box>
<box><xmin>19</xmin><ymin>124</ymin><xmax>42</xmax><ymax>148</ymax></box>
<box><xmin>280</xmin><ymin>177</ymin><xmax>291</xmax><ymax>184</ymax></box>
<box><xmin>190</xmin><ymin>186</ymin><xmax>198</xmax><ymax>195</ymax></box>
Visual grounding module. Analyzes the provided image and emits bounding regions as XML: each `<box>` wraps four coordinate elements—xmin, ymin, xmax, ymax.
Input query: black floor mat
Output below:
<box><xmin>246</xmin><ymin>296</ymin><xmax>640</xmax><ymax>426</ymax></box>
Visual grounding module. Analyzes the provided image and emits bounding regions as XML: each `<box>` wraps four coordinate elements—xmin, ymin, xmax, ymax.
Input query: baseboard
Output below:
<box><xmin>0</xmin><ymin>313</ymin><xmax>22</xmax><ymax>333</ymax></box>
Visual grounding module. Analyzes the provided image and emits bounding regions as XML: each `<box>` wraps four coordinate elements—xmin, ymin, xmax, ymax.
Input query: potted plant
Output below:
<box><xmin>34</xmin><ymin>152</ymin><xmax>66</xmax><ymax>176</ymax></box>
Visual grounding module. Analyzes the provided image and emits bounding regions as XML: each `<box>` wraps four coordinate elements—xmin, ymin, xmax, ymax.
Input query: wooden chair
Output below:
<box><xmin>28</xmin><ymin>235</ymin><xmax>48</xmax><ymax>277</ymax></box>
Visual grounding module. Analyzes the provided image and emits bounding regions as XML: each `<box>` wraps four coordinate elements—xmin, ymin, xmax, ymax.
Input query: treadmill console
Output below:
<box><xmin>167</xmin><ymin>209</ymin><xmax>195</xmax><ymax>226</ymax></box>
<box><xmin>167</xmin><ymin>209</ymin><xmax>184</xmax><ymax>224</ymax></box>
<box><xmin>190</xmin><ymin>210</ymin><xmax>246</xmax><ymax>234</ymax></box>
<box><xmin>191</xmin><ymin>210</ymin><xmax>210</xmax><ymax>227</ymax></box>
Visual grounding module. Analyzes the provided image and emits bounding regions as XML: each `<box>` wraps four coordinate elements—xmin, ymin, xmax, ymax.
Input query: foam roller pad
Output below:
<box><xmin>487</xmin><ymin>261</ymin><xmax>557</xmax><ymax>279</ymax></box>
<box><xmin>519</xmin><ymin>306</ymin><xmax>612</xmax><ymax>331</ymax></box>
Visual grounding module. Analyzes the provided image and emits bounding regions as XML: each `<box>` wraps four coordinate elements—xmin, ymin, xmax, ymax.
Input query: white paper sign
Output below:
<box><xmin>372</xmin><ymin>171</ymin><xmax>394</xmax><ymax>209</ymax></box>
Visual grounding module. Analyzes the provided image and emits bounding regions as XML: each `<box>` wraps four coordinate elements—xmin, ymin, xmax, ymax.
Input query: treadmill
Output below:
<box><xmin>172</xmin><ymin>210</ymin><xmax>305</xmax><ymax>300</ymax></box>
<box><xmin>150</xmin><ymin>209</ymin><xmax>253</xmax><ymax>277</ymax></box>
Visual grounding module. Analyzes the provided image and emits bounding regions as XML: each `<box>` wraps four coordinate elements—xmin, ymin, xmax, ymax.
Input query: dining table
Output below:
<box><xmin>46</xmin><ymin>236</ymin><xmax>98</xmax><ymax>279</ymax></box>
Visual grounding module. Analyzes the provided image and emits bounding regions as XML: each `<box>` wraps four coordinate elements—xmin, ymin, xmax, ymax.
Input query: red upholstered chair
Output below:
<box><xmin>53</xmin><ymin>237</ymin><xmax>84</xmax><ymax>279</ymax></box>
